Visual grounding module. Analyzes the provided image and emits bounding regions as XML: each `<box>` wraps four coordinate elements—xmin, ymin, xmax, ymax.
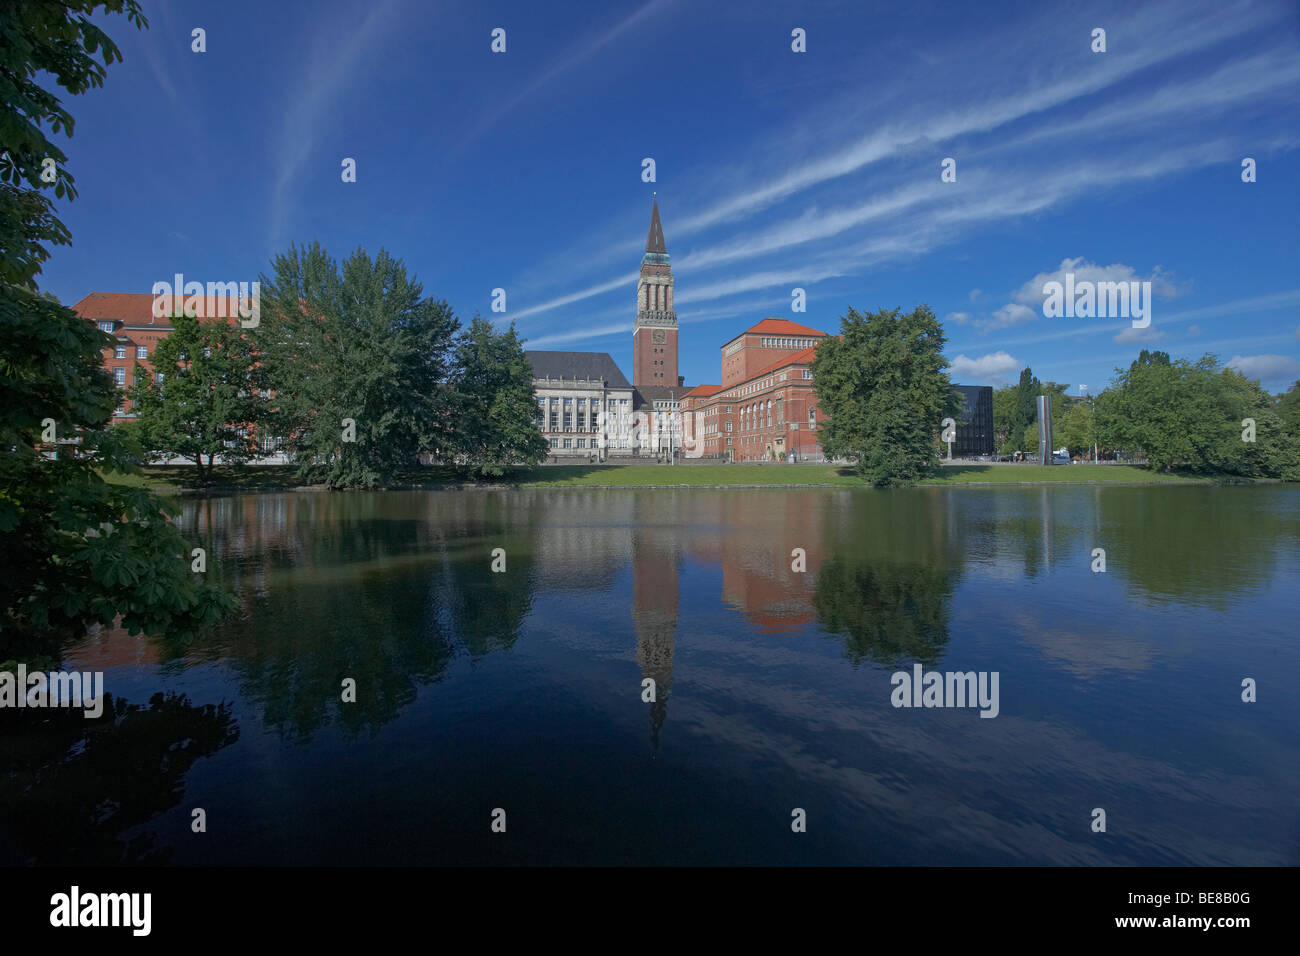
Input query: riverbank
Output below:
<box><xmin>99</xmin><ymin>462</ymin><xmax>1211</xmax><ymax>492</ymax></box>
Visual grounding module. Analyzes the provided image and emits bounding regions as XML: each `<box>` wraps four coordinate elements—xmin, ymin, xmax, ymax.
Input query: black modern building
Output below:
<box><xmin>952</xmin><ymin>384</ymin><xmax>994</xmax><ymax>457</ymax></box>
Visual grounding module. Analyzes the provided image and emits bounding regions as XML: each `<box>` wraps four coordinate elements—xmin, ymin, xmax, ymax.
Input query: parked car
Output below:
<box><xmin>1052</xmin><ymin>452</ymin><xmax>1070</xmax><ymax>464</ymax></box>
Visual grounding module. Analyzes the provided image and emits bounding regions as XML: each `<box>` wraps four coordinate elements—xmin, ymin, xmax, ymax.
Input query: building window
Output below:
<box><xmin>114</xmin><ymin>345</ymin><xmax>126</xmax><ymax>359</ymax></box>
<box><xmin>97</xmin><ymin>321</ymin><xmax>114</xmax><ymax>333</ymax></box>
<box><xmin>726</xmin><ymin>437</ymin><xmax>732</xmax><ymax>446</ymax></box>
<box><xmin>577</xmin><ymin>439</ymin><xmax>586</xmax><ymax>449</ymax></box>
<box><xmin>809</xmin><ymin>408</ymin><xmax>817</xmax><ymax>424</ymax></box>
<box><xmin>113</xmin><ymin>367</ymin><xmax>125</xmax><ymax>386</ymax></box>
<box><xmin>563</xmin><ymin>438</ymin><xmax>572</xmax><ymax>449</ymax></box>
<box><xmin>136</xmin><ymin>345</ymin><xmax>148</xmax><ymax>359</ymax></box>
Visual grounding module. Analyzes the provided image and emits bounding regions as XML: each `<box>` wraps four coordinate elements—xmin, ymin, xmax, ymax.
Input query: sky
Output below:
<box><xmin>38</xmin><ymin>0</ymin><xmax>1300</xmax><ymax>394</ymax></box>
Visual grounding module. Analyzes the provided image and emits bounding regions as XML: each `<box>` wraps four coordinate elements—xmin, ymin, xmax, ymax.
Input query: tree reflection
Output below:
<box><xmin>813</xmin><ymin>491</ymin><xmax>965</xmax><ymax>667</ymax></box>
<box><xmin>0</xmin><ymin>693</ymin><xmax>238</xmax><ymax>865</ymax></box>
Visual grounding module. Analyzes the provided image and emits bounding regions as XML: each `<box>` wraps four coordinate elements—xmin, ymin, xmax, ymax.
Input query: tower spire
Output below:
<box><xmin>646</xmin><ymin>197</ymin><xmax>666</xmax><ymax>255</ymax></box>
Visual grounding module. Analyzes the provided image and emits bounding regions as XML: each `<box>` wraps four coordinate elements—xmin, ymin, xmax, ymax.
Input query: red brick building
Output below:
<box><xmin>631</xmin><ymin>198</ymin><xmax>680</xmax><ymax>388</ymax></box>
<box><xmin>72</xmin><ymin>292</ymin><xmax>242</xmax><ymax>424</ymax></box>
<box><xmin>683</xmin><ymin>319</ymin><xmax>829</xmax><ymax>461</ymax></box>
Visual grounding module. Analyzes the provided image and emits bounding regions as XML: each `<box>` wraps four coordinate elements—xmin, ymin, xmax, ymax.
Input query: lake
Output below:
<box><xmin>3</xmin><ymin>485</ymin><xmax>1297</xmax><ymax>865</ymax></box>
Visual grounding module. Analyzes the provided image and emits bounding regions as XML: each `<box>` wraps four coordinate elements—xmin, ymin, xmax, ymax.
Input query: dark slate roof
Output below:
<box><xmin>633</xmin><ymin>385</ymin><xmax>693</xmax><ymax>408</ymax></box>
<box><xmin>645</xmin><ymin>198</ymin><xmax>666</xmax><ymax>254</ymax></box>
<box><xmin>526</xmin><ymin>350</ymin><xmax>630</xmax><ymax>387</ymax></box>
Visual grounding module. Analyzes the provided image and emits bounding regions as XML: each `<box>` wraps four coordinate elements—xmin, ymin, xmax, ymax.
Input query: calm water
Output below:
<box><xmin>3</xmin><ymin>485</ymin><xmax>1298</xmax><ymax>865</ymax></box>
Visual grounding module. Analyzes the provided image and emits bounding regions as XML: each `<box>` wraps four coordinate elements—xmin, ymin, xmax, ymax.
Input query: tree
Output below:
<box><xmin>450</xmin><ymin>316</ymin><xmax>547</xmax><ymax>476</ymax></box>
<box><xmin>810</xmin><ymin>305</ymin><xmax>959</xmax><ymax>486</ymax></box>
<box><xmin>1058</xmin><ymin>399</ymin><xmax>1096</xmax><ymax>457</ymax></box>
<box><xmin>992</xmin><ymin>385</ymin><xmax>1018</xmax><ymax>452</ymax></box>
<box><xmin>1010</xmin><ymin>367</ymin><xmax>1040</xmax><ymax>451</ymax></box>
<box><xmin>1</xmin><ymin>2</ymin><xmax>235</xmax><ymax>661</ymax></box>
<box><xmin>1</xmin><ymin>1</ymin><xmax>148</xmax><ymax>287</ymax></box>
<box><xmin>255</xmin><ymin>243</ymin><xmax>460</xmax><ymax>488</ymax></box>
<box><xmin>1277</xmin><ymin>380</ymin><xmax>1300</xmax><ymax>437</ymax></box>
<box><xmin>129</xmin><ymin>312</ymin><xmax>267</xmax><ymax>484</ymax></box>
<box><xmin>1095</xmin><ymin>353</ymin><xmax>1297</xmax><ymax>476</ymax></box>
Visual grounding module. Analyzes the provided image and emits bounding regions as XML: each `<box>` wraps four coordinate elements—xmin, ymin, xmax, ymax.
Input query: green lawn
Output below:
<box><xmin>99</xmin><ymin>461</ymin><xmax>1203</xmax><ymax>491</ymax></box>
<box><xmin>919</xmin><ymin>464</ymin><xmax>1201</xmax><ymax>485</ymax></box>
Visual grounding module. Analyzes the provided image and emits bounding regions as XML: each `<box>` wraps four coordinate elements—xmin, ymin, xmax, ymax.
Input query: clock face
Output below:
<box><xmin>652</xmin><ymin>329</ymin><xmax>667</xmax><ymax>344</ymax></box>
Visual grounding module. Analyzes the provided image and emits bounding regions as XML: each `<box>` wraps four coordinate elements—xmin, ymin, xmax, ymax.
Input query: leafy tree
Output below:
<box><xmin>1</xmin><ymin>1</ymin><xmax>148</xmax><ymax>287</ymax></box>
<box><xmin>1</xmin><ymin>2</ymin><xmax>235</xmax><ymax>661</ymax></box>
<box><xmin>129</xmin><ymin>312</ymin><xmax>266</xmax><ymax>484</ymax></box>
<box><xmin>1096</xmin><ymin>353</ymin><xmax>1297</xmax><ymax>476</ymax></box>
<box><xmin>1277</xmin><ymin>380</ymin><xmax>1300</xmax><ymax>437</ymax></box>
<box><xmin>1010</xmin><ymin>367</ymin><xmax>1040</xmax><ymax>451</ymax></box>
<box><xmin>0</xmin><ymin>288</ymin><xmax>237</xmax><ymax>660</ymax></box>
<box><xmin>992</xmin><ymin>385</ymin><xmax>1018</xmax><ymax>452</ymax></box>
<box><xmin>810</xmin><ymin>305</ymin><xmax>959</xmax><ymax>485</ymax></box>
<box><xmin>450</xmin><ymin>316</ymin><xmax>547</xmax><ymax>476</ymax></box>
<box><xmin>1058</xmin><ymin>398</ymin><xmax>1096</xmax><ymax>457</ymax></box>
<box><xmin>255</xmin><ymin>243</ymin><xmax>460</xmax><ymax>488</ymax></box>
<box><xmin>1022</xmin><ymin>423</ymin><xmax>1039</xmax><ymax>455</ymax></box>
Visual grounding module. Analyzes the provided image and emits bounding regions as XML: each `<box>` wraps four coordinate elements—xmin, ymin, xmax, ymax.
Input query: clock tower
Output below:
<box><xmin>632</xmin><ymin>197</ymin><xmax>678</xmax><ymax>387</ymax></box>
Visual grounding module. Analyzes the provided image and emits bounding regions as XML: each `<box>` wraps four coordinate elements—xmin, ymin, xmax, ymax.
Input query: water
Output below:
<box><xmin>3</xmin><ymin>485</ymin><xmax>1297</xmax><ymax>865</ymax></box>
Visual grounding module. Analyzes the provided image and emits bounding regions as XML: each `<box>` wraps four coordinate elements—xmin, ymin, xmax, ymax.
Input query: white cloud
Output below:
<box><xmin>969</xmin><ymin>289</ymin><xmax>982</xmax><ymax>302</ymax></box>
<box><xmin>1226</xmin><ymin>354</ymin><xmax>1300</xmax><ymax>385</ymax></box>
<box><xmin>1188</xmin><ymin>325</ymin><xmax>1201</xmax><ymax>337</ymax></box>
<box><xmin>945</xmin><ymin>312</ymin><xmax>971</xmax><ymax>325</ymax></box>
<box><xmin>1114</xmin><ymin>325</ymin><xmax>1166</xmax><ymax>344</ymax></box>
<box><xmin>1011</xmin><ymin>257</ymin><xmax>1180</xmax><ymax>307</ymax></box>
<box><xmin>978</xmin><ymin>303</ymin><xmax>1037</xmax><ymax>332</ymax></box>
<box><xmin>948</xmin><ymin>351</ymin><xmax>1023</xmax><ymax>384</ymax></box>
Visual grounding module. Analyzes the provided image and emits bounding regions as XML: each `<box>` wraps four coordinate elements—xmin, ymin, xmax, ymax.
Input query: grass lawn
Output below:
<box><xmin>919</xmin><ymin>464</ymin><xmax>1201</xmax><ymax>485</ymax></box>
<box><xmin>99</xmin><ymin>461</ymin><xmax>1204</xmax><ymax>491</ymax></box>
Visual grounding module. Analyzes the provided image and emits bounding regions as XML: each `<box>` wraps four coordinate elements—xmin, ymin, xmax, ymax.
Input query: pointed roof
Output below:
<box><xmin>645</xmin><ymin>198</ymin><xmax>666</xmax><ymax>254</ymax></box>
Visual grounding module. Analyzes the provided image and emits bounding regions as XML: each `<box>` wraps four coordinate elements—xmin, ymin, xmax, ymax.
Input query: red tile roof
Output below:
<box><xmin>683</xmin><ymin>383</ymin><xmax>725</xmax><ymax>398</ymax></box>
<box><xmin>72</xmin><ymin>292</ymin><xmax>249</xmax><ymax>328</ymax></box>
<box><xmin>739</xmin><ymin>318</ymin><xmax>827</xmax><ymax>338</ymax></box>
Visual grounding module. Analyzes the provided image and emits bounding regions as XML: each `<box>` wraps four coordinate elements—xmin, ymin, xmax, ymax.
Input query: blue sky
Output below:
<box><xmin>40</xmin><ymin>0</ymin><xmax>1300</xmax><ymax>393</ymax></box>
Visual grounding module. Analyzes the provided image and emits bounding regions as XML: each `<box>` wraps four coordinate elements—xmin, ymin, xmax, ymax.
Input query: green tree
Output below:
<box><xmin>1058</xmin><ymin>398</ymin><xmax>1096</xmax><ymax>457</ymax></box>
<box><xmin>0</xmin><ymin>1</ymin><xmax>148</xmax><ymax>287</ymax></box>
<box><xmin>129</xmin><ymin>312</ymin><xmax>266</xmax><ymax>484</ymax></box>
<box><xmin>1276</xmin><ymin>380</ymin><xmax>1300</xmax><ymax>437</ymax></box>
<box><xmin>1010</xmin><ymin>367</ymin><xmax>1040</xmax><ymax>451</ymax></box>
<box><xmin>1</xmin><ymin>2</ymin><xmax>235</xmax><ymax>661</ymax></box>
<box><xmin>992</xmin><ymin>385</ymin><xmax>1018</xmax><ymax>452</ymax></box>
<box><xmin>810</xmin><ymin>305</ymin><xmax>959</xmax><ymax>486</ymax></box>
<box><xmin>1096</xmin><ymin>353</ymin><xmax>1296</xmax><ymax>475</ymax></box>
<box><xmin>255</xmin><ymin>243</ymin><xmax>460</xmax><ymax>488</ymax></box>
<box><xmin>450</xmin><ymin>316</ymin><xmax>547</xmax><ymax>476</ymax></box>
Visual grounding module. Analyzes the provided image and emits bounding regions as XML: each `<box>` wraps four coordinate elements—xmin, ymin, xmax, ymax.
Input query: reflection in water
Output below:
<box><xmin>0</xmin><ymin>693</ymin><xmax>238</xmax><ymax>865</ymax></box>
<box><xmin>631</xmin><ymin>505</ymin><xmax>681</xmax><ymax>753</ymax></box>
<box><xmin>812</xmin><ymin>491</ymin><xmax>965</xmax><ymax>667</ymax></box>
<box><xmin>10</xmin><ymin>485</ymin><xmax>1296</xmax><ymax>865</ymax></box>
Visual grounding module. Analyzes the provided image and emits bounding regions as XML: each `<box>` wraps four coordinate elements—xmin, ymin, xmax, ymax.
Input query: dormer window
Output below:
<box><xmin>97</xmin><ymin>321</ymin><xmax>114</xmax><ymax>333</ymax></box>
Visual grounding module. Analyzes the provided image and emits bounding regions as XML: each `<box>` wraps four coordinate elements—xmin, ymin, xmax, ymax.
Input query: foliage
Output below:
<box><xmin>128</xmin><ymin>312</ymin><xmax>267</xmax><ymax>483</ymax></box>
<box><xmin>1057</xmin><ymin>398</ymin><xmax>1096</xmax><ymax>456</ymax></box>
<box><xmin>254</xmin><ymin>243</ymin><xmax>460</xmax><ymax>489</ymax></box>
<box><xmin>0</xmin><ymin>2</ymin><xmax>236</xmax><ymax>661</ymax></box>
<box><xmin>810</xmin><ymin>305</ymin><xmax>959</xmax><ymax>486</ymax></box>
<box><xmin>1095</xmin><ymin>353</ymin><xmax>1299</xmax><ymax>477</ymax></box>
<box><xmin>0</xmin><ymin>1</ymin><xmax>147</xmax><ymax>287</ymax></box>
<box><xmin>0</xmin><ymin>286</ymin><xmax>237</xmax><ymax>660</ymax></box>
<box><xmin>450</xmin><ymin>316</ymin><xmax>547</xmax><ymax>477</ymax></box>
